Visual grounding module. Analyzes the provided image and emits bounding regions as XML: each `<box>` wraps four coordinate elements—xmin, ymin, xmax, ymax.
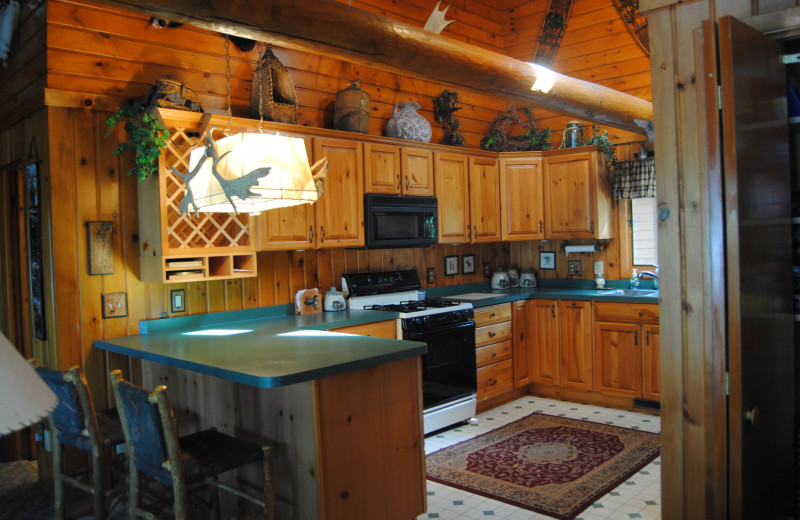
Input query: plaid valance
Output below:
<box><xmin>613</xmin><ymin>156</ymin><xmax>656</xmax><ymax>199</ymax></box>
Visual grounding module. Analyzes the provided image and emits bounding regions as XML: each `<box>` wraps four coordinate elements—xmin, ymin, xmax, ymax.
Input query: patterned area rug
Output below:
<box><xmin>426</xmin><ymin>413</ymin><xmax>660</xmax><ymax>520</ymax></box>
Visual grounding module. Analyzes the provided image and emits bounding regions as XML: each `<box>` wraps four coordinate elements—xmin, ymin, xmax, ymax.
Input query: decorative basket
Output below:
<box><xmin>249</xmin><ymin>46</ymin><xmax>298</xmax><ymax>124</ymax></box>
<box><xmin>143</xmin><ymin>79</ymin><xmax>203</xmax><ymax>112</ymax></box>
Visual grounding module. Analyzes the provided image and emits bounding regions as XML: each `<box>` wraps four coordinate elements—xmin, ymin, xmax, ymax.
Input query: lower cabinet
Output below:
<box><xmin>529</xmin><ymin>299</ymin><xmax>560</xmax><ymax>385</ymax></box>
<box><xmin>559</xmin><ymin>300</ymin><xmax>593</xmax><ymax>391</ymax></box>
<box><xmin>594</xmin><ymin>302</ymin><xmax>660</xmax><ymax>401</ymax></box>
<box><xmin>512</xmin><ymin>300</ymin><xmax>532</xmax><ymax>387</ymax></box>
<box><xmin>474</xmin><ymin>303</ymin><xmax>513</xmax><ymax>401</ymax></box>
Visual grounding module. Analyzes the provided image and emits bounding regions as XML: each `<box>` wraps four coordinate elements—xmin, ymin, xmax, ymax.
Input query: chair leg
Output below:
<box><xmin>92</xmin><ymin>449</ymin><xmax>106</xmax><ymax>520</ymax></box>
<box><xmin>174</xmin><ymin>473</ymin><xmax>189</xmax><ymax>520</ymax></box>
<box><xmin>52</xmin><ymin>435</ymin><xmax>65</xmax><ymax>520</ymax></box>
<box><xmin>262</xmin><ymin>445</ymin><xmax>276</xmax><ymax>520</ymax></box>
<box><xmin>127</xmin><ymin>460</ymin><xmax>140</xmax><ymax>520</ymax></box>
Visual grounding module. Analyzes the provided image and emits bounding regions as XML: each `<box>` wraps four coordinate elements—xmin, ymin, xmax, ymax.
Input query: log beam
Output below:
<box><xmin>87</xmin><ymin>0</ymin><xmax>653</xmax><ymax>134</ymax></box>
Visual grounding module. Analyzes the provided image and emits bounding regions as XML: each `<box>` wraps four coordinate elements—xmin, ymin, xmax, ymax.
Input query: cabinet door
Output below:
<box><xmin>594</xmin><ymin>321</ymin><xmax>642</xmax><ymax>398</ymax></box>
<box><xmin>258</xmin><ymin>204</ymin><xmax>315</xmax><ymax>250</ymax></box>
<box><xmin>364</xmin><ymin>143</ymin><xmax>401</xmax><ymax>195</ymax></box>
<box><xmin>544</xmin><ymin>152</ymin><xmax>596</xmax><ymax>239</ymax></box>
<box><xmin>642</xmin><ymin>323</ymin><xmax>660</xmax><ymax>401</ymax></box>
<box><xmin>468</xmin><ymin>156</ymin><xmax>502</xmax><ymax>243</ymax></box>
<box><xmin>559</xmin><ymin>300</ymin><xmax>593</xmax><ymax>391</ymax></box>
<box><xmin>401</xmin><ymin>147</ymin><xmax>434</xmax><ymax>196</ymax></box>
<box><xmin>499</xmin><ymin>157</ymin><xmax>544</xmax><ymax>241</ymax></box>
<box><xmin>512</xmin><ymin>300</ymin><xmax>531</xmax><ymax>388</ymax></box>
<box><xmin>313</xmin><ymin>138</ymin><xmax>364</xmax><ymax>248</ymax></box>
<box><xmin>434</xmin><ymin>151</ymin><xmax>470</xmax><ymax>243</ymax></box>
<box><xmin>529</xmin><ymin>299</ymin><xmax>560</xmax><ymax>385</ymax></box>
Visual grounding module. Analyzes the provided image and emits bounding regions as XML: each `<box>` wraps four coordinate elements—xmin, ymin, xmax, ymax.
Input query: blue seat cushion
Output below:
<box><xmin>57</xmin><ymin>408</ymin><xmax>125</xmax><ymax>452</ymax></box>
<box><xmin>136</xmin><ymin>429</ymin><xmax>264</xmax><ymax>487</ymax></box>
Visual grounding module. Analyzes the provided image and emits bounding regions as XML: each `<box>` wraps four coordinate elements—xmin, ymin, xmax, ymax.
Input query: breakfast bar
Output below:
<box><xmin>94</xmin><ymin>307</ymin><xmax>427</xmax><ymax>520</ymax></box>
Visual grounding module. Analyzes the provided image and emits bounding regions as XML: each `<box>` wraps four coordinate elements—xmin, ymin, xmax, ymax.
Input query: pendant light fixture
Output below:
<box><xmin>177</xmin><ymin>38</ymin><xmax>326</xmax><ymax>216</ymax></box>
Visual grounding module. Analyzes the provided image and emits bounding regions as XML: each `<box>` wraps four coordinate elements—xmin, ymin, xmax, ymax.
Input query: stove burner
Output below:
<box><xmin>362</xmin><ymin>299</ymin><xmax>462</xmax><ymax>313</ymax></box>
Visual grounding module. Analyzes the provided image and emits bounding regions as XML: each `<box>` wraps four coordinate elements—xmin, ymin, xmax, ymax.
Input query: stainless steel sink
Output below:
<box><xmin>595</xmin><ymin>289</ymin><xmax>659</xmax><ymax>297</ymax></box>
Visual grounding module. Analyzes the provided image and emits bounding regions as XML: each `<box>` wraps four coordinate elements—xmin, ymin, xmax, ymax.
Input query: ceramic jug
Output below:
<box><xmin>491</xmin><ymin>269</ymin><xmax>510</xmax><ymax>290</ymax></box>
<box><xmin>323</xmin><ymin>287</ymin><xmax>346</xmax><ymax>311</ymax></box>
<box><xmin>520</xmin><ymin>268</ymin><xmax>537</xmax><ymax>288</ymax></box>
<box><xmin>506</xmin><ymin>266</ymin><xmax>520</xmax><ymax>287</ymax></box>
<box><xmin>384</xmin><ymin>102</ymin><xmax>432</xmax><ymax>143</ymax></box>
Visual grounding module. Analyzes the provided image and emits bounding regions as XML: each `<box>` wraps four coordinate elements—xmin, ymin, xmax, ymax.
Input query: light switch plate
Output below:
<box><xmin>171</xmin><ymin>289</ymin><xmax>186</xmax><ymax>313</ymax></box>
<box><xmin>102</xmin><ymin>292</ymin><xmax>127</xmax><ymax>318</ymax></box>
<box><xmin>427</xmin><ymin>267</ymin><xmax>436</xmax><ymax>284</ymax></box>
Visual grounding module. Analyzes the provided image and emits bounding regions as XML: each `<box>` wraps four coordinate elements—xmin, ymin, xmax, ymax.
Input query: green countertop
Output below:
<box><xmin>93</xmin><ymin>281</ymin><xmax>657</xmax><ymax>389</ymax></box>
<box><xmin>93</xmin><ymin>306</ymin><xmax>424</xmax><ymax>388</ymax></box>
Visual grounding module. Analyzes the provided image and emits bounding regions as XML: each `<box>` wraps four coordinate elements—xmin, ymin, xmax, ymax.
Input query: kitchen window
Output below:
<box><xmin>631</xmin><ymin>198</ymin><xmax>658</xmax><ymax>267</ymax></box>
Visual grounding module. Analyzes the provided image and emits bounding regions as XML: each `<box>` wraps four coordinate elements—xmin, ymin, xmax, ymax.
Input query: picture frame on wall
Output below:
<box><xmin>445</xmin><ymin>255</ymin><xmax>459</xmax><ymax>276</ymax></box>
<box><xmin>539</xmin><ymin>251</ymin><xmax>556</xmax><ymax>270</ymax></box>
<box><xmin>462</xmin><ymin>254</ymin><xmax>475</xmax><ymax>274</ymax></box>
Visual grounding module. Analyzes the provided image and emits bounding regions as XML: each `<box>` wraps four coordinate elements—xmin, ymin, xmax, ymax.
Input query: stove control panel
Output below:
<box><xmin>402</xmin><ymin>308</ymin><xmax>475</xmax><ymax>332</ymax></box>
<box><xmin>342</xmin><ymin>269</ymin><xmax>421</xmax><ymax>297</ymax></box>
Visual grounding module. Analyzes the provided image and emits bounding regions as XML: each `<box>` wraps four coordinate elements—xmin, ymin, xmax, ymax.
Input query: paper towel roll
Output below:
<box><xmin>564</xmin><ymin>244</ymin><xmax>598</xmax><ymax>255</ymax></box>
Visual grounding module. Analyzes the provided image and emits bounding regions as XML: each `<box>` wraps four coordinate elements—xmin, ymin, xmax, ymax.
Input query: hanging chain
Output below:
<box><xmin>256</xmin><ymin>42</ymin><xmax>266</xmax><ymax>133</ymax></box>
<box><xmin>225</xmin><ymin>35</ymin><xmax>232</xmax><ymax>135</ymax></box>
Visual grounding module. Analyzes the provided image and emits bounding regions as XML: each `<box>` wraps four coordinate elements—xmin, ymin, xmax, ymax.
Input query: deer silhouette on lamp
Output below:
<box><xmin>385</xmin><ymin>102</ymin><xmax>432</xmax><ymax>143</ymax></box>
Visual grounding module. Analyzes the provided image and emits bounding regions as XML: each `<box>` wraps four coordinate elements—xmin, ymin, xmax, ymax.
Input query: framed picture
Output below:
<box><xmin>445</xmin><ymin>255</ymin><xmax>459</xmax><ymax>276</ymax></box>
<box><xmin>462</xmin><ymin>254</ymin><xmax>475</xmax><ymax>274</ymax></box>
<box><xmin>568</xmin><ymin>260</ymin><xmax>582</xmax><ymax>276</ymax></box>
<box><xmin>539</xmin><ymin>251</ymin><xmax>556</xmax><ymax>270</ymax></box>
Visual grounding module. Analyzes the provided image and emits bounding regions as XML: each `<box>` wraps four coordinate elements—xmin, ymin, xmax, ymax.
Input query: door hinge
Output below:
<box><xmin>724</xmin><ymin>372</ymin><xmax>730</xmax><ymax>396</ymax></box>
<box><xmin>717</xmin><ymin>85</ymin><xmax>722</xmax><ymax>110</ymax></box>
<box><xmin>782</xmin><ymin>53</ymin><xmax>800</xmax><ymax>65</ymax></box>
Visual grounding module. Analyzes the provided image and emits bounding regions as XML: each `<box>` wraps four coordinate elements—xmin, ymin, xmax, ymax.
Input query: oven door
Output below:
<box><xmin>405</xmin><ymin>321</ymin><xmax>477</xmax><ymax>410</ymax></box>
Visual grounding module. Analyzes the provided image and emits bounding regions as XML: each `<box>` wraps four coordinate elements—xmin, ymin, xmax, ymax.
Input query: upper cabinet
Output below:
<box><xmin>543</xmin><ymin>149</ymin><xmax>613</xmax><ymax>239</ymax></box>
<box><xmin>312</xmin><ymin>137</ymin><xmax>365</xmax><ymax>248</ymax></box>
<box><xmin>435</xmin><ymin>151</ymin><xmax>501</xmax><ymax>244</ymax></box>
<box><xmin>364</xmin><ymin>143</ymin><xmax>434</xmax><ymax>196</ymax></box>
<box><xmin>499</xmin><ymin>155</ymin><xmax>545</xmax><ymax>241</ymax></box>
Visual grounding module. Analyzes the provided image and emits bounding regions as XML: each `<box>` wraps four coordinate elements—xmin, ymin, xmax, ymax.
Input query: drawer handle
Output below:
<box><xmin>639</xmin><ymin>311</ymin><xmax>644</xmax><ymax>317</ymax></box>
<box><xmin>488</xmin><ymin>331</ymin><xmax>496</xmax><ymax>338</ymax></box>
<box><xmin>491</xmin><ymin>353</ymin><xmax>497</xmax><ymax>357</ymax></box>
<box><xmin>488</xmin><ymin>378</ymin><xmax>497</xmax><ymax>386</ymax></box>
<box><xmin>490</xmin><ymin>312</ymin><xmax>496</xmax><ymax>317</ymax></box>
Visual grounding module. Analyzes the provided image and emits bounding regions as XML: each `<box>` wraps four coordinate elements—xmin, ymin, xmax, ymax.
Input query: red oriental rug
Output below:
<box><xmin>426</xmin><ymin>413</ymin><xmax>660</xmax><ymax>520</ymax></box>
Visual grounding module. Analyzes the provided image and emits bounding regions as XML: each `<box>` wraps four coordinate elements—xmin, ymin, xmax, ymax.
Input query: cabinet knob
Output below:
<box><xmin>489</xmin><ymin>331</ymin><xmax>496</xmax><ymax>338</ymax></box>
<box><xmin>745</xmin><ymin>407</ymin><xmax>760</xmax><ymax>426</ymax></box>
<box><xmin>490</xmin><ymin>312</ymin><xmax>496</xmax><ymax>317</ymax></box>
<box><xmin>491</xmin><ymin>353</ymin><xmax>497</xmax><ymax>358</ymax></box>
<box><xmin>639</xmin><ymin>311</ymin><xmax>644</xmax><ymax>317</ymax></box>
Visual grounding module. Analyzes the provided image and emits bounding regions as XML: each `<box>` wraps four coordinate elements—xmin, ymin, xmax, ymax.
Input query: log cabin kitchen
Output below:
<box><xmin>1</xmin><ymin>0</ymin><xmax>799</xmax><ymax>519</ymax></box>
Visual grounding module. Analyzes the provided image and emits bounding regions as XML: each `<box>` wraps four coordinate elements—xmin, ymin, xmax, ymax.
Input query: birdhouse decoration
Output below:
<box><xmin>249</xmin><ymin>46</ymin><xmax>299</xmax><ymax>124</ymax></box>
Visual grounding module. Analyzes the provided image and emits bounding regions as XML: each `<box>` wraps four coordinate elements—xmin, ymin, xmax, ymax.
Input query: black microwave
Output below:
<box><xmin>364</xmin><ymin>194</ymin><xmax>438</xmax><ymax>249</ymax></box>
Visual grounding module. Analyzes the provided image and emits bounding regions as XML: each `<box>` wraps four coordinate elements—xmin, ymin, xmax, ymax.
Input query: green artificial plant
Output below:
<box><xmin>105</xmin><ymin>102</ymin><xmax>170</xmax><ymax>181</ymax></box>
<box><xmin>582</xmin><ymin>123</ymin><xmax>618</xmax><ymax>167</ymax></box>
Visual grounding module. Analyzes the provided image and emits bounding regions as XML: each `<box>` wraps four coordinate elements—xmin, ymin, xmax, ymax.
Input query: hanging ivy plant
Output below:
<box><xmin>582</xmin><ymin>123</ymin><xmax>618</xmax><ymax>167</ymax></box>
<box><xmin>105</xmin><ymin>102</ymin><xmax>170</xmax><ymax>181</ymax></box>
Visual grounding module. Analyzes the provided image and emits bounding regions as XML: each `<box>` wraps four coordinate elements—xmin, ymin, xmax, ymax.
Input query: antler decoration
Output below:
<box><xmin>174</xmin><ymin>127</ymin><xmax>272</xmax><ymax>216</ymax></box>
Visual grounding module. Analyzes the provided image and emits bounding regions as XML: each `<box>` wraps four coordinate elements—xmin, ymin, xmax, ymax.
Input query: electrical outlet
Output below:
<box><xmin>427</xmin><ymin>267</ymin><xmax>436</xmax><ymax>284</ymax></box>
<box><xmin>483</xmin><ymin>262</ymin><xmax>491</xmax><ymax>277</ymax></box>
<box><xmin>102</xmin><ymin>292</ymin><xmax>127</xmax><ymax>318</ymax></box>
<box><xmin>171</xmin><ymin>289</ymin><xmax>186</xmax><ymax>313</ymax></box>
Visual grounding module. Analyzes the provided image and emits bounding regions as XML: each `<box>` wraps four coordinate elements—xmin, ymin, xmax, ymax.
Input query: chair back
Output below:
<box><xmin>111</xmin><ymin>371</ymin><xmax>182</xmax><ymax>486</ymax></box>
<box><xmin>35</xmin><ymin>366</ymin><xmax>100</xmax><ymax>449</ymax></box>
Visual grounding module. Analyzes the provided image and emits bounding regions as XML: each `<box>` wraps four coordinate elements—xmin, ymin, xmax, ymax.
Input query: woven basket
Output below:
<box><xmin>143</xmin><ymin>79</ymin><xmax>203</xmax><ymax>112</ymax></box>
<box><xmin>249</xmin><ymin>47</ymin><xmax>298</xmax><ymax>124</ymax></box>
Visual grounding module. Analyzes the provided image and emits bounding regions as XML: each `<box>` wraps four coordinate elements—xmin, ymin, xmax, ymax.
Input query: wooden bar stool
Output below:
<box><xmin>109</xmin><ymin>370</ymin><xmax>276</xmax><ymax>520</ymax></box>
<box><xmin>32</xmin><ymin>363</ymin><xmax>126</xmax><ymax>520</ymax></box>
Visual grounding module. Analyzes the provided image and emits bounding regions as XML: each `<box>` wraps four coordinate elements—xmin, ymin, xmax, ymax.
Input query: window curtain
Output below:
<box><xmin>613</xmin><ymin>156</ymin><xmax>656</xmax><ymax>199</ymax></box>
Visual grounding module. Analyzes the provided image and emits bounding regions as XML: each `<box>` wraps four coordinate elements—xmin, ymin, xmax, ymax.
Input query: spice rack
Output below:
<box><xmin>137</xmin><ymin>110</ymin><xmax>258</xmax><ymax>284</ymax></box>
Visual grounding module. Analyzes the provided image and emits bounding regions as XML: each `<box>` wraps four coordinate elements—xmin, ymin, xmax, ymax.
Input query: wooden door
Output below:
<box><xmin>434</xmin><ymin>151</ymin><xmax>470</xmax><ymax>243</ymax></box>
<box><xmin>642</xmin><ymin>324</ymin><xmax>660</xmax><ymax>401</ymax></box>
<box><xmin>717</xmin><ymin>16</ymin><xmax>794</xmax><ymax>519</ymax></box>
<box><xmin>257</xmin><ymin>204</ymin><xmax>314</xmax><ymax>250</ymax></box>
<box><xmin>529</xmin><ymin>299</ymin><xmax>560</xmax><ymax>385</ymax></box>
<box><xmin>559</xmin><ymin>300</ymin><xmax>592</xmax><ymax>391</ymax></box>
<box><xmin>499</xmin><ymin>156</ymin><xmax>544</xmax><ymax>241</ymax></box>
<box><xmin>364</xmin><ymin>143</ymin><xmax>401</xmax><ymax>195</ymax></box>
<box><xmin>594</xmin><ymin>321</ymin><xmax>642</xmax><ymax>398</ymax></box>
<box><xmin>511</xmin><ymin>300</ymin><xmax>530</xmax><ymax>388</ymax></box>
<box><xmin>313</xmin><ymin>138</ymin><xmax>364</xmax><ymax>248</ymax></box>
<box><xmin>468</xmin><ymin>156</ymin><xmax>501</xmax><ymax>243</ymax></box>
<box><xmin>544</xmin><ymin>152</ymin><xmax>596</xmax><ymax>239</ymax></box>
<box><xmin>400</xmin><ymin>147</ymin><xmax>434</xmax><ymax>196</ymax></box>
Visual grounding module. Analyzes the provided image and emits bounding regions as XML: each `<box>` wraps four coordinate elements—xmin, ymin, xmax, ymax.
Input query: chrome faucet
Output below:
<box><xmin>638</xmin><ymin>269</ymin><xmax>659</xmax><ymax>289</ymax></box>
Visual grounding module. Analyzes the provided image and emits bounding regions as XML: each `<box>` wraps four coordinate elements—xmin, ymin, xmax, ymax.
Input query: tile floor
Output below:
<box><xmin>417</xmin><ymin>396</ymin><xmax>661</xmax><ymax>520</ymax></box>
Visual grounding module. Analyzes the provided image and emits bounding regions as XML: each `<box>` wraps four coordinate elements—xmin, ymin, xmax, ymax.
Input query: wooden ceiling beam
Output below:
<box><xmin>88</xmin><ymin>0</ymin><xmax>653</xmax><ymax>134</ymax></box>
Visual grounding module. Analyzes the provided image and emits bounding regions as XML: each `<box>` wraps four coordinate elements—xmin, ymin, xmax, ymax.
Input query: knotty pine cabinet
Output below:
<box><xmin>474</xmin><ymin>303</ymin><xmax>513</xmax><ymax>402</ymax></box>
<box><xmin>258</xmin><ymin>137</ymin><xmax>364</xmax><ymax>250</ymax></box>
<box><xmin>499</xmin><ymin>155</ymin><xmax>545</xmax><ymax>241</ymax></box>
<box><xmin>512</xmin><ymin>300</ymin><xmax>532</xmax><ymax>387</ymax></box>
<box><xmin>594</xmin><ymin>302</ymin><xmax>660</xmax><ymax>401</ymax></box>
<box><xmin>364</xmin><ymin>143</ymin><xmax>434</xmax><ymax>196</ymax></box>
<box><xmin>331</xmin><ymin>320</ymin><xmax>397</xmax><ymax>339</ymax></box>
<box><xmin>559</xmin><ymin>300</ymin><xmax>594</xmax><ymax>391</ymax></box>
<box><xmin>543</xmin><ymin>149</ymin><xmax>613</xmax><ymax>239</ymax></box>
<box><xmin>529</xmin><ymin>299</ymin><xmax>560</xmax><ymax>386</ymax></box>
<box><xmin>435</xmin><ymin>151</ymin><xmax>501</xmax><ymax>244</ymax></box>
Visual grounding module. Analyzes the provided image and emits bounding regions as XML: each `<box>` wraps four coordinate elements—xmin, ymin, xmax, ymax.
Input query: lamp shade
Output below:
<box><xmin>188</xmin><ymin>133</ymin><xmax>324</xmax><ymax>214</ymax></box>
<box><xmin>0</xmin><ymin>333</ymin><xmax>57</xmax><ymax>435</ymax></box>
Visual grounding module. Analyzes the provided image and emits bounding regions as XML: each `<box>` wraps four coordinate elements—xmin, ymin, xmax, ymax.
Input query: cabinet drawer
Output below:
<box><xmin>476</xmin><ymin>340</ymin><xmax>512</xmax><ymax>367</ymax></box>
<box><xmin>475</xmin><ymin>321</ymin><xmax>512</xmax><ymax>347</ymax></box>
<box><xmin>477</xmin><ymin>359</ymin><xmax>514</xmax><ymax>400</ymax></box>
<box><xmin>474</xmin><ymin>303</ymin><xmax>512</xmax><ymax>327</ymax></box>
<box><xmin>594</xmin><ymin>302</ymin><xmax>659</xmax><ymax>323</ymax></box>
<box><xmin>332</xmin><ymin>320</ymin><xmax>397</xmax><ymax>339</ymax></box>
